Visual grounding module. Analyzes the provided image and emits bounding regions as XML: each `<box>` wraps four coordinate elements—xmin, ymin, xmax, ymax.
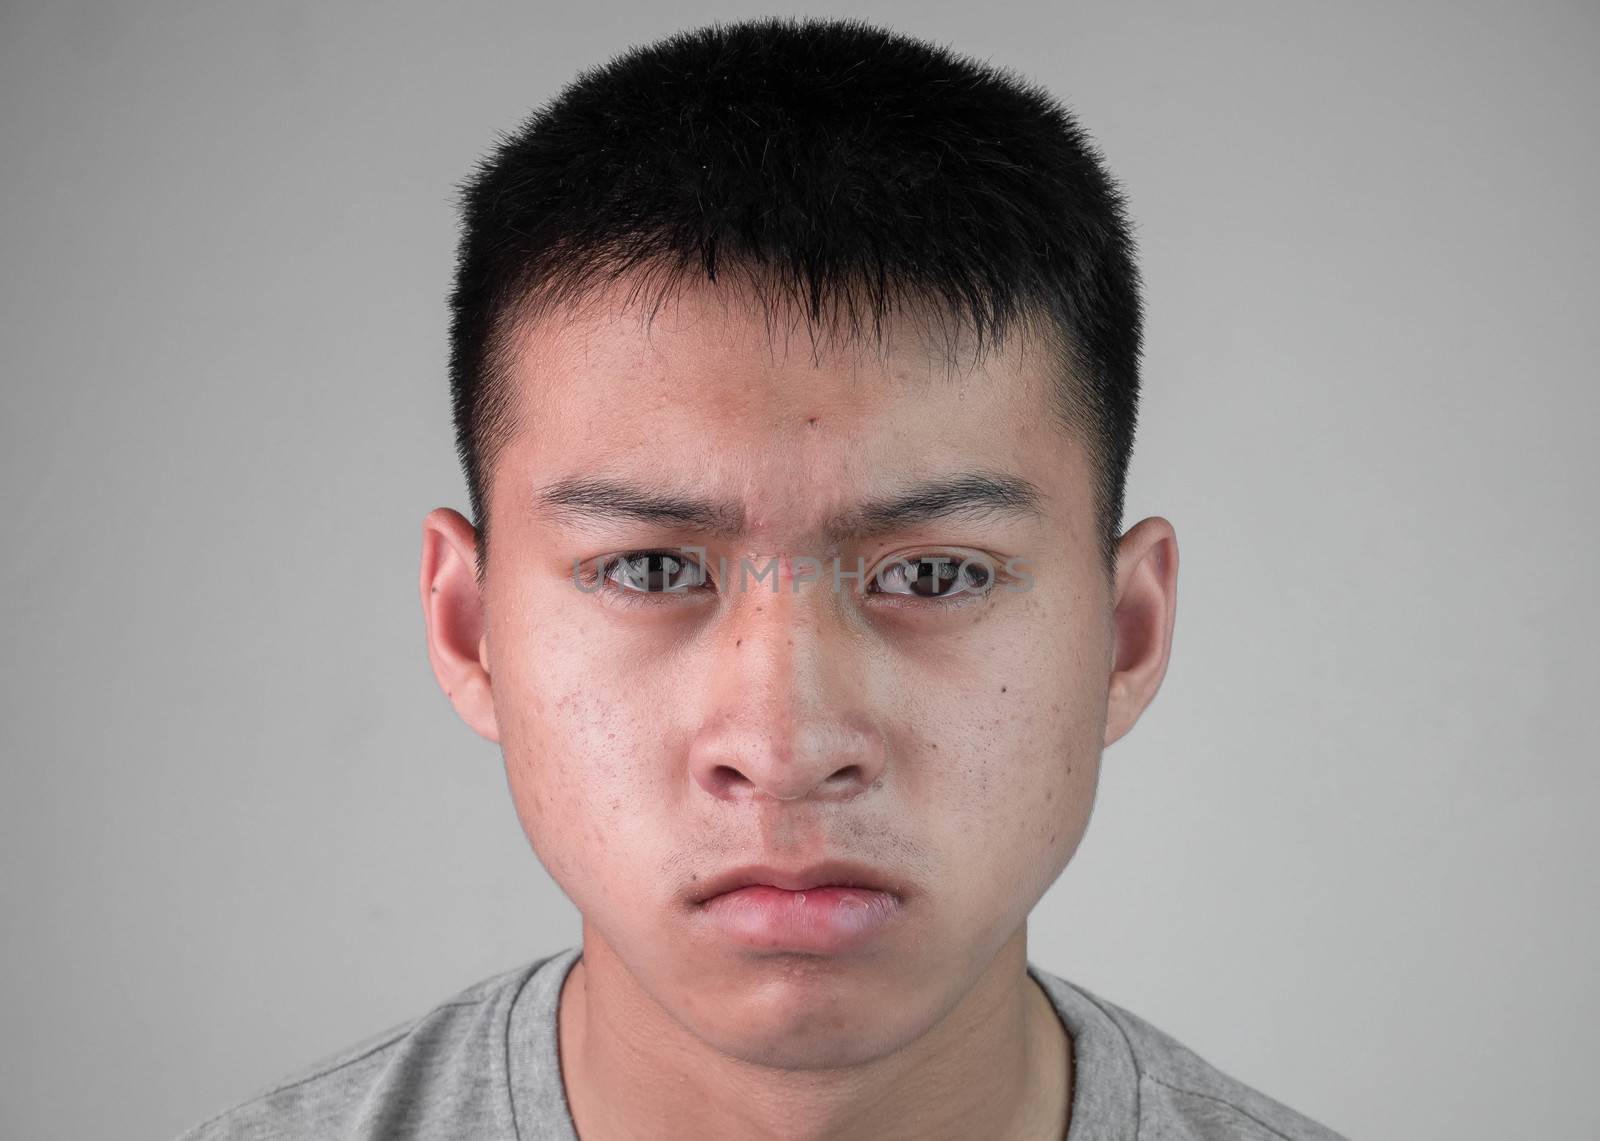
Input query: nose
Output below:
<box><xmin>686</xmin><ymin>573</ymin><xmax>888</xmax><ymax>804</ymax></box>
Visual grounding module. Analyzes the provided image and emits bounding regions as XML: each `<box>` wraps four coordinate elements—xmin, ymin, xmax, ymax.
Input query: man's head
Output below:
<box><xmin>446</xmin><ymin>14</ymin><xmax>1145</xmax><ymax>589</ymax></box>
<box><xmin>421</xmin><ymin>16</ymin><xmax>1176</xmax><ymax>1071</ymax></box>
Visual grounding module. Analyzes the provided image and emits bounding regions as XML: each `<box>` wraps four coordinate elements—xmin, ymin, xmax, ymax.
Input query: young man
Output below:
<box><xmin>181</xmin><ymin>16</ymin><xmax>1346</xmax><ymax>1141</ymax></box>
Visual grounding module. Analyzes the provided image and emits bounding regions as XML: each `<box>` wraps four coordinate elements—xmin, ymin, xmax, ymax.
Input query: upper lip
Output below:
<box><xmin>690</xmin><ymin>860</ymin><xmax>906</xmax><ymax>905</ymax></box>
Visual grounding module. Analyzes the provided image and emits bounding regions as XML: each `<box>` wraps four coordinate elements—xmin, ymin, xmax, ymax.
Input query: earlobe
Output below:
<box><xmin>419</xmin><ymin>507</ymin><xmax>500</xmax><ymax>744</ymax></box>
<box><xmin>1103</xmin><ymin>517</ymin><xmax>1179</xmax><ymax>748</ymax></box>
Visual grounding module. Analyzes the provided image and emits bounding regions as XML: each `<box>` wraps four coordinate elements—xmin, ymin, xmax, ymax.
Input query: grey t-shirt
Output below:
<box><xmin>177</xmin><ymin>947</ymin><xmax>1348</xmax><ymax>1140</ymax></box>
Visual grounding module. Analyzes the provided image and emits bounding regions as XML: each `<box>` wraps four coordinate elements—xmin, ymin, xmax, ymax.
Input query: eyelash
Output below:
<box><xmin>578</xmin><ymin>549</ymin><xmax>1004</xmax><ymax>610</ymax></box>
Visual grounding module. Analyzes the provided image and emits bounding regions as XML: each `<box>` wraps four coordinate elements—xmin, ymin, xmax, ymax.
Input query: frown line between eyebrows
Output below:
<box><xmin>531</xmin><ymin>470</ymin><xmax>1045</xmax><ymax>542</ymax></box>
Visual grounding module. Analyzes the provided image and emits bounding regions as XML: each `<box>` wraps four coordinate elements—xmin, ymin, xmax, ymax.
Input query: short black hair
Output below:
<box><xmin>448</xmin><ymin>15</ymin><xmax>1143</xmax><ymax>589</ymax></box>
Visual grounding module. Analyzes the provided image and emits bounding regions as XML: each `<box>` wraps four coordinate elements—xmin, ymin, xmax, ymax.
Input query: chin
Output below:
<box><xmin>686</xmin><ymin>984</ymin><xmax>933</xmax><ymax>1071</ymax></box>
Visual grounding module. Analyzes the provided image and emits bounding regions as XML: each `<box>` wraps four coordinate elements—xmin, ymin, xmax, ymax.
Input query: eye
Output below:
<box><xmin>869</xmin><ymin>553</ymin><xmax>996</xmax><ymax>601</ymax></box>
<box><xmin>596</xmin><ymin>549</ymin><xmax>712</xmax><ymax>595</ymax></box>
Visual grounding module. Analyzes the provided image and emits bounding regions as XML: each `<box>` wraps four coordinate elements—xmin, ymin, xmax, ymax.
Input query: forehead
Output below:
<box><xmin>492</xmin><ymin>277</ymin><xmax>1083</xmax><ymax>532</ymax></box>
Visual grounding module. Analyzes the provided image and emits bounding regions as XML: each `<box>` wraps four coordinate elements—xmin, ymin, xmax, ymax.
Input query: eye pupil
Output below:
<box><xmin>898</xmin><ymin>557</ymin><xmax>993</xmax><ymax>598</ymax></box>
<box><xmin>910</xmin><ymin>559</ymin><xmax>956</xmax><ymax>597</ymax></box>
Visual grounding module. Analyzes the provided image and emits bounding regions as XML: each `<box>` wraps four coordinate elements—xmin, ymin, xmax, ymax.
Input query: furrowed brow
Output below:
<box><xmin>534</xmin><ymin>472</ymin><xmax>1042</xmax><ymax>543</ymax></box>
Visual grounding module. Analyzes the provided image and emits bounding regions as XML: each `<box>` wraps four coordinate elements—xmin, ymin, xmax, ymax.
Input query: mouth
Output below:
<box><xmin>688</xmin><ymin>860</ymin><xmax>910</xmax><ymax>954</ymax></box>
<box><xmin>689</xmin><ymin>859</ymin><xmax>907</xmax><ymax>907</ymax></box>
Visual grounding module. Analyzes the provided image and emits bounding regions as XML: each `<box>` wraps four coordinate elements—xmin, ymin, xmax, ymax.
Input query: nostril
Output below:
<box><xmin>711</xmin><ymin>765</ymin><xmax>751</xmax><ymax>792</ymax></box>
<box><xmin>687</xmin><ymin>715</ymin><xmax>887</xmax><ymax>803</ymax></box>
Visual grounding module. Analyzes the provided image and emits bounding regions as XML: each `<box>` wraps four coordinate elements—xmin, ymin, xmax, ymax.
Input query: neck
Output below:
<box><xmin>557</xmin><ymin>925</ymin><xmax>1072</xmax><ymax>1141</ymax></box>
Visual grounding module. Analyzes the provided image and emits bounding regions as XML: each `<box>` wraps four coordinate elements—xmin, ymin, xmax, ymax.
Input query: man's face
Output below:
<box><xmin>466</xmin><ymin>279</ymin><xmax>1122</xmax><ymax>1066</ymax></box>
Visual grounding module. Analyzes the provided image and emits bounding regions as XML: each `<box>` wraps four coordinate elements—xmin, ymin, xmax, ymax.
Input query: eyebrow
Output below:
<box><xmin>537</xmin><ymin>478</ymin><xmax>745</xmax><ymax>536</ymax></box>
<box><xmin>533</xmin><ymin>471</ymin><xmax>1044</xmax><ymax>542</ymax></box>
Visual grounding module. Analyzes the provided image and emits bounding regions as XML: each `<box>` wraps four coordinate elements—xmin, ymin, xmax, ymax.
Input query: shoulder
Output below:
<box><xmin>1032</xmin><ymin>965</ymin><xmax>1350</xmax><ymax>1141</ymax></box>
<box><xmin>174</xmin><ymin>953</ymin><xmax>565</xmax><ymax>1141</ymax></box>
<box><xmin>1103</xmin><ymin>996</ymin><xmax>1348</xmax><ymax>1141</ymax></box>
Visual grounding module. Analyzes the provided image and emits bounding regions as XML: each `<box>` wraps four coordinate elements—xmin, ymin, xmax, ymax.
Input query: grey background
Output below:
<box><xmin>3</xmin><ymin>2</ymin><xmax>1596</xmax><ymax>1138</ymax></box>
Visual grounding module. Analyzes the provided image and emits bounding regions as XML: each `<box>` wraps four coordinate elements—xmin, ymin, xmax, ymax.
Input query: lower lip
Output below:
<box><xmin>697</xmin><ymin>884</ymin><xmax>904</xmax><ymax>953</ymax></box>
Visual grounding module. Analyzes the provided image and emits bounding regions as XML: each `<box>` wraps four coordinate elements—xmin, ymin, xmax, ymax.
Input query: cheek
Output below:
<box><xmin>490</xmin><ymin>611</ymin><xmax>666</xmax><ymax>897</ymax></box>
<box><xmin>905</xmin><ymin>602</ymin><xmax>1107</xmax><ymax>893</ymax></box>
<box><xmin>917</xmin><ymin>688</ymin><xmax>1100</xmax><ymax>865</ymax></box>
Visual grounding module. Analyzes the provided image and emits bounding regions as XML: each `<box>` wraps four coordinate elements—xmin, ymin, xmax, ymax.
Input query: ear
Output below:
<box><xmin>419</xmin><ymin>507</ymin><xmax>499</xmax><ymax>744</ymax></box>
<box><xmin>1104</xmin><ymin>516</ymin><xmax>1179</xmax><ymax>747</ymax></box>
